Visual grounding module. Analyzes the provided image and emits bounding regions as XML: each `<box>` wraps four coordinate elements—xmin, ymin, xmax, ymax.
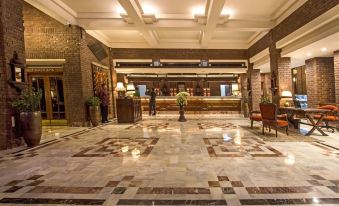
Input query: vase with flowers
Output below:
<box><xmin>176</xmin><ymin>91</ymin><xmax>189</xmax><ymax>122</ymax></box>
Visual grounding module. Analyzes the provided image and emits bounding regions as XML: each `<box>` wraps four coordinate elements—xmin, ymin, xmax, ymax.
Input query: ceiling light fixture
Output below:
<box><xmin>306</xmin><ymin>53</ymin><xmax>312</xmax><ymax>57</ymax></box>
<box><xmin>321</xmin><ymin>48</ymin><xmax>327</xmax><ymax>52</ymax></box>
<box><xmin>221</xmin><ymin>8</ymin><xmax>235</xmax><ymax>17</ymax></box>
<box><xmin>115</xmin><ymin>6</ymin><xmax>126</xmax><ymax>14</ymax></box>
<box><xmin>192</xmin><ymin>6</ymin><xmax>205</xmax><ymax>16</ymax></box>
<box><xmin>142</xmin><ymin>5</ymin><xmax>157</xmax><ymax>15</ymax></box>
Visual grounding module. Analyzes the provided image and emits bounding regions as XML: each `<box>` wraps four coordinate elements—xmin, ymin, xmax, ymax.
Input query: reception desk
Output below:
<box><xmin>141</xmin><ymin>96</ymin><xmax>241</xmax><ymax>113</ymax></box>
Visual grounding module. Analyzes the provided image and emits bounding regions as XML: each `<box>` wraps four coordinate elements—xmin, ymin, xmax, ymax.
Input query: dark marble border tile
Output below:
<box><xmin>27</xmin><ymin>186</ymin><xmax>103</xmax><ymax>194</ymax></box>
<box><xmin>246</xmin><ymin>186</ymin><xmax>313</xmax><ymax>194</ymax></box>
<box><xmin>0</xmin><ymin>198</ymin><xmax>105</xmax><ymax>205</ymax></box>
<box><xmin>240</xmin><ymin>198</ymin><xmax>339</xmax><ymax>205</ymax></box>
<box><xmin>117</xmin><ymin>199</ymin><xmax>227</xmax><ymax>205</ymax></box>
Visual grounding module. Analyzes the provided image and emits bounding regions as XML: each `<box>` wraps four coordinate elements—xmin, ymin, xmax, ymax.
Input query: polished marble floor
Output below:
<box><xmin>0</xmin><ymin>115</ymin><xmax>338</xmax><ymax>205</ymax></box>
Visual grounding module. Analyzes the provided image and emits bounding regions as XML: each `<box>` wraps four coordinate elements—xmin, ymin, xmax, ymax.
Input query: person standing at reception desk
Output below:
<box><xmin>149</xmin><ymin>88</ymin><xmax>157</xmax><ymax>116</ymax></box>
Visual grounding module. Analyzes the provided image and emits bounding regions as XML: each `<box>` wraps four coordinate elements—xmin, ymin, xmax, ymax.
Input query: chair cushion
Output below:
<box><xmin>250</xmin><ymin>115</ymin><xmax>262</xmax><ymax>121</ymax></box>
<box><xmin>277</xmin><ymin>120</ymin><xmax>289</xmax><ymax>127</ymax></box>
<box><xmin>318</xmin><ymin>105</ymin><xmax>338</xmax><ymax>110</ymax></box>
<box><xmin>314</xmin><ymin>115</ymin><xmax>339</xmax><ymax>121</ymax></box>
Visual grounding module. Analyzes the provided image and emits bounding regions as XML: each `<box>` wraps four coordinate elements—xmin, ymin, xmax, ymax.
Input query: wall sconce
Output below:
<box><xmin>116</xmin><ymin>82</ymin><xmax>125</xmax><ymax>98</ymax></box>
<box><xmin>9</xmin><ymin>51</ymin><xmax>25</xmax><ymax>83</ymax></box>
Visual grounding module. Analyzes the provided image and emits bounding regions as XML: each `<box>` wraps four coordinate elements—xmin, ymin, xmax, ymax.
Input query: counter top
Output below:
<box><xmin>140</xmin><ymin>96</ymin><xmax>241</xmax><ymax>100</ymax></box>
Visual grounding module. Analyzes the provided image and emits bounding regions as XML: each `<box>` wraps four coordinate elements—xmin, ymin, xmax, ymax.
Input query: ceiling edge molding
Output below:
<box><xmin>250</xmin><ymin>48</ymin><xmax>269</xmax><ymax>63</ymax></box>
<box><xmin>281</xmin><ymin>17</ymin><xmax>339</xmax><ymax>57</ymax></box>
<box><xmin>274</xmin><ymin>0</ymin><xmax>308</xmax><ymax>26</ymax></box>
<box><xmin>276</xmin><ymin>4</ymin><xmax>339</xmax><ymax>49</ymax></box>
<box><xmin>25</xmin><ymin>0</ymin><xmax>78</xmax><ymax>25</ymax></box>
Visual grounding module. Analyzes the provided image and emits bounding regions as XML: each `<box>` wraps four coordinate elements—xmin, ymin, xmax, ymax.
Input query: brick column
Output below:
<box><xmin>0</xmin><ymin>0</ymin><xmax>26</xmax><ymax>149</ymax></box>
<box><xmin>305</xmin><ymin>57</ymin><xmax>335</xmax><ymax>107</ymax></box>
<box><xmin>334</xmin><ymin>51</ymin><xmax>339</xmax><ymax>104</ymax></box>
<box><xmin>240</xmin><ymin>73</ymin><xmax>248</xmax><ymax>117</ymax></box>
<box><xmin>269</xmin><ymin>47</ymin><xmax>292</xmax><ymax>106</ymax></box>
<box><xmin>249</xmin><ymin>68</ymin><xmax>261</xmax><ymax>112</ymax></box>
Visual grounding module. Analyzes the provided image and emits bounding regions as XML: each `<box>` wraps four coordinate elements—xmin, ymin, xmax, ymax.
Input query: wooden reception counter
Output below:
<box><xmin>141</xmin><ymin>96</ymin><xmax>241</xmax><ymax>113</ymax></box>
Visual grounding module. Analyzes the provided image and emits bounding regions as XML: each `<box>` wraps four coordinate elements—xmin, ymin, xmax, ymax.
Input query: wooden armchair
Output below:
<box><xmin>314</xmin><ymin>104</ymin><xmax>339</xmax><ymax>132</ymax></box>
<box><xmin>259</xmin><ymin>103</ymin><xmax>289</xmax><ymax>137</ymax></box>
<box><xmin>249</xmin><ymin>110</ymin><xmax>262</xmax><ymax>128</ymax></box>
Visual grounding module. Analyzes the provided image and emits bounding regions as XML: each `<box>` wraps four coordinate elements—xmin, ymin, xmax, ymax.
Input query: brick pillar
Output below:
<box><xmin>0</xmin><ymin>0</ymin><xmax>26</xmax><ymax>149</ymax></box>
<box><xmin>240</xmin><ymin>73</ymin><xmax>248</xmax><ymax>117</ymax></box>
<box><xmin>269</xmin><ymin>47</ymin><xmax>292</xmax><ymax>106</ymax></box>
<box><xmin>334</xmin><ymin>51</ymin><xmax>339</xmax><ymax>104</ymax></box>
<box><xmin>305</xmin><ymin>57</ymin><xmax>335</xmax><ymax>107</ymax></box>
<box><xmin>261</xmin><ymin>73</ymin><xmax>272</xmax><ymax>100</ymax></box>
<box><xmin>249</xmin><ymin>69</ymin><xmax>261</xmax><ymax>112</ymax></box>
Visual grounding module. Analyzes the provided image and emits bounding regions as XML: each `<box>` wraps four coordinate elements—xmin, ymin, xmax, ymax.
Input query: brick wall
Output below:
<box><xmin>0</xmin><ymin>0</ymin><xmax>26</xmax><ymax>149</ymax></box>
<box><xmin>305</xmin><ymin>57</ymin><xmax>335</xmax><ymax>107</ymax></box>
<box><xmin>23</xmin><ymin>3</ymin><xmax>112</xmax><ymax>126</ymax></box>
<box><xmin>334</xmin><ymin>51</ymin><xmax>339</xmax><ymax>104</ymax></box>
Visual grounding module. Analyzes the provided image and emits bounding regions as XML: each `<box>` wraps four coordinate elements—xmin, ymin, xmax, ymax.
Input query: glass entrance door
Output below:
<box><xmin>29</xmin><ymin>74</ymin><xmax>67</xmax><ymax>125</ymax></box>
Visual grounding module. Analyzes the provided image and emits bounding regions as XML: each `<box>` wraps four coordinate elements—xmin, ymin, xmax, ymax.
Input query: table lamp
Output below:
<box><xmin>126</xmin><ymin>82</ymin><xmax>136</xmax><ymax>97</ymax></box>
<box><xmin>281</xmin><ymin>90</ymin><xmax>292</xmax><ymax>107</ymax></box>
<box><xmin>116</xmin><ymin>82</ymin><xmax>125</xmax><ymax>98</ymax></box>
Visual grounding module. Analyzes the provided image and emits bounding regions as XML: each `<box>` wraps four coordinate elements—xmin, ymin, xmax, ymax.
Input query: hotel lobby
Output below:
<box><xmin>0</xmin><ymin>0</ymin><xmax>339</xmax><ymax>205</ymax></box>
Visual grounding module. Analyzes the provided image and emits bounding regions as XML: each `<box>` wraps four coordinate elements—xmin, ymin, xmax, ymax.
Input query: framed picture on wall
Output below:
<box><xmin>91</xmin><ymin>64</ymin><xmax>109</xmax><ymax>94</ymax></box>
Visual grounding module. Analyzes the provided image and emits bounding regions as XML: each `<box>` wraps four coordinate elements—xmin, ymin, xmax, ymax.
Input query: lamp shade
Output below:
<box><xmin>281</xmin><ymin>90</ymin><xmax>292</xmax><ymax>97</ymax></box>
<box><xmin>116</xmin><ymin>82</ymin><xmax>125</xmax><ymax>91</ymax></box>
<box><xmin>126</xmin><ymin>82</ymin><xmax>135</xmax><ymax>91</ymax></box>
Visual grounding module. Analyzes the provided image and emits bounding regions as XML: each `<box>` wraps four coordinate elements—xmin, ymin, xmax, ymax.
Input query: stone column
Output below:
<box><xmin>334</xmin><ymin>51</ymin><xmax>339</xmax><ymax>104</ymax></box>
<box><xmin>305</xmin><ymin>57</ymin><xmax>335</xmax><ymax>108</ymax></box>
<box><xmin>0</xmin><ymin>0</ymin><xmax>26</xmax><ymax>149</ymax></box>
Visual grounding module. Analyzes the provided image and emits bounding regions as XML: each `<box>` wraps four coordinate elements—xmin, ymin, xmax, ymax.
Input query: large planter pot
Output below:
<box><xmin>20</xmin><ymin>111</ymin><xmax>42</xmax><ymax>148</ymax></box>
<box><xmin>178</xmin><ymin>105</ymin><xmax>187</xmax><ymax>122</ymax></box>
<box><xmin>89</xmin><ymin>106</ymin><xmax>101</xmax><ymax>127</ymax></box>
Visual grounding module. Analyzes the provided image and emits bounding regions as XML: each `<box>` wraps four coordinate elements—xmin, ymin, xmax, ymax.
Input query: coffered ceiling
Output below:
<box><xmin>26</xmin><ymin>0</ymin><xmax>307</xmax><ymax>49</ymax></box>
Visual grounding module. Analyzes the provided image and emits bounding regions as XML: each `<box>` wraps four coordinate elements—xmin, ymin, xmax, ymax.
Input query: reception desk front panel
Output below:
<box><xmin>141</xmin><ymin>97</ymin><xmax>241</xmax><ymax>112</ymax></box>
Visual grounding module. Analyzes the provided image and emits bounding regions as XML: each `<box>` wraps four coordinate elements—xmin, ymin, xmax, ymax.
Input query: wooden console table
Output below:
<box><xmin>279</xmin><ymin>107</ymin><xmax>333</xmax><ymax>136</ymax></box>
<box><xmin>116</xmin><ymin>98</ymin><xmax>142</xmax><ymax>123</ymax></box>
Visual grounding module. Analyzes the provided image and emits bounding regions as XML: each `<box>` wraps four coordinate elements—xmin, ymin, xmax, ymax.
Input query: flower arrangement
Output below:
<box><xmin>176</xmin><ymin>91</ymin><xmax>190</xmax><ymax>106</ymax></box>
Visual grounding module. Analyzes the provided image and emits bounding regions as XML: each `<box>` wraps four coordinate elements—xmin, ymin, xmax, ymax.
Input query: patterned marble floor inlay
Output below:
<box><xmin>0</xmin><ymin>117</ymin><xmax>338</xmax><ymax>205</ymax></box>
<box><xmin>204</xmin><ymin>137</ymin><xmax>284</xmax><ymax>157</ymax></box>
<box><xmin>73</xmin><ymin>137</ymin><xmax>159</xmax><ymax>157</ymax></box>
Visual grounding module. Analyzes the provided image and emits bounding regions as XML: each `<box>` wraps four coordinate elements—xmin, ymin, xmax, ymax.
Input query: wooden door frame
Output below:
<box><xmin>27</xmin><ymin>73</ymin><xmax>67</xmax><ymax>122</ymax></box>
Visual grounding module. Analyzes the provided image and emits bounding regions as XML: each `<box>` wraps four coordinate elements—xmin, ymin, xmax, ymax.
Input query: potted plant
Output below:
<box><xmin>86</xmin><ymin>96</ymin><xmax>101</xmax><ymax>127</ymax></box>
<box><xmin>12</xmin><ymin>88</ymin><xmax>42</xmax><ymax>147</ymax></box>
<box><xmin>260</xmin><ymin>95</ymin><xmax>271</xmax><ymax>104</ymax></box>
<box><xmin>176</xmin><ymin>91</ymin><xmax>189</xmax><ymax>122</ymax></box>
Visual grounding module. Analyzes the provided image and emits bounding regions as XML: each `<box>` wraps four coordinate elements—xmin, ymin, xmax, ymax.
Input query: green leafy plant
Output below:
<box><xmin>176</xmin><ymin>91</ymin><xmax>190</xmax><ymax>106</ymax></box>
<box><xmin>86</xmin><ymin>96</ymin><xmax>101</xmax><ymax>107</ymax></box>
<box><xmin>260</xmin><ymin>96</ymin><xmax>271</xmax><ymax>104</ymax></box>
<box><xmin>12</xmin><ymin>88</ymin><xmax>42</xmax><ymax>112</ymax></box>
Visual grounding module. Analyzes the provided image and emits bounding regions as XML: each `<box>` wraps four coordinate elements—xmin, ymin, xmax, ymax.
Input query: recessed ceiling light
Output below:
<box><xmin>142</xmin><ymin>5</ymin><xmax>157</xmax><ymax>14</ymax></box>
<box><xmin>115</xmin><ymin>6</ymin><xmax>126</xmax><ymax>14</ymax></box>
<box><xmin>221</xmin><ymin>8</ymin><xmax>235</xmax><ymax>17</ymax></box>
<box><xmin>192</xmin><ymin>6</ymin><xmax>205</xmax><ymax>15</ymax></box>
<box><xmin>306</xmin><ymin>53</ymin><xmax>312</xmax><ymax>57</ymax></box>
<box><xmin>321</xmin><ymin>48</ymin><xmax>327</xmax><ymax>52</ymax></box>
